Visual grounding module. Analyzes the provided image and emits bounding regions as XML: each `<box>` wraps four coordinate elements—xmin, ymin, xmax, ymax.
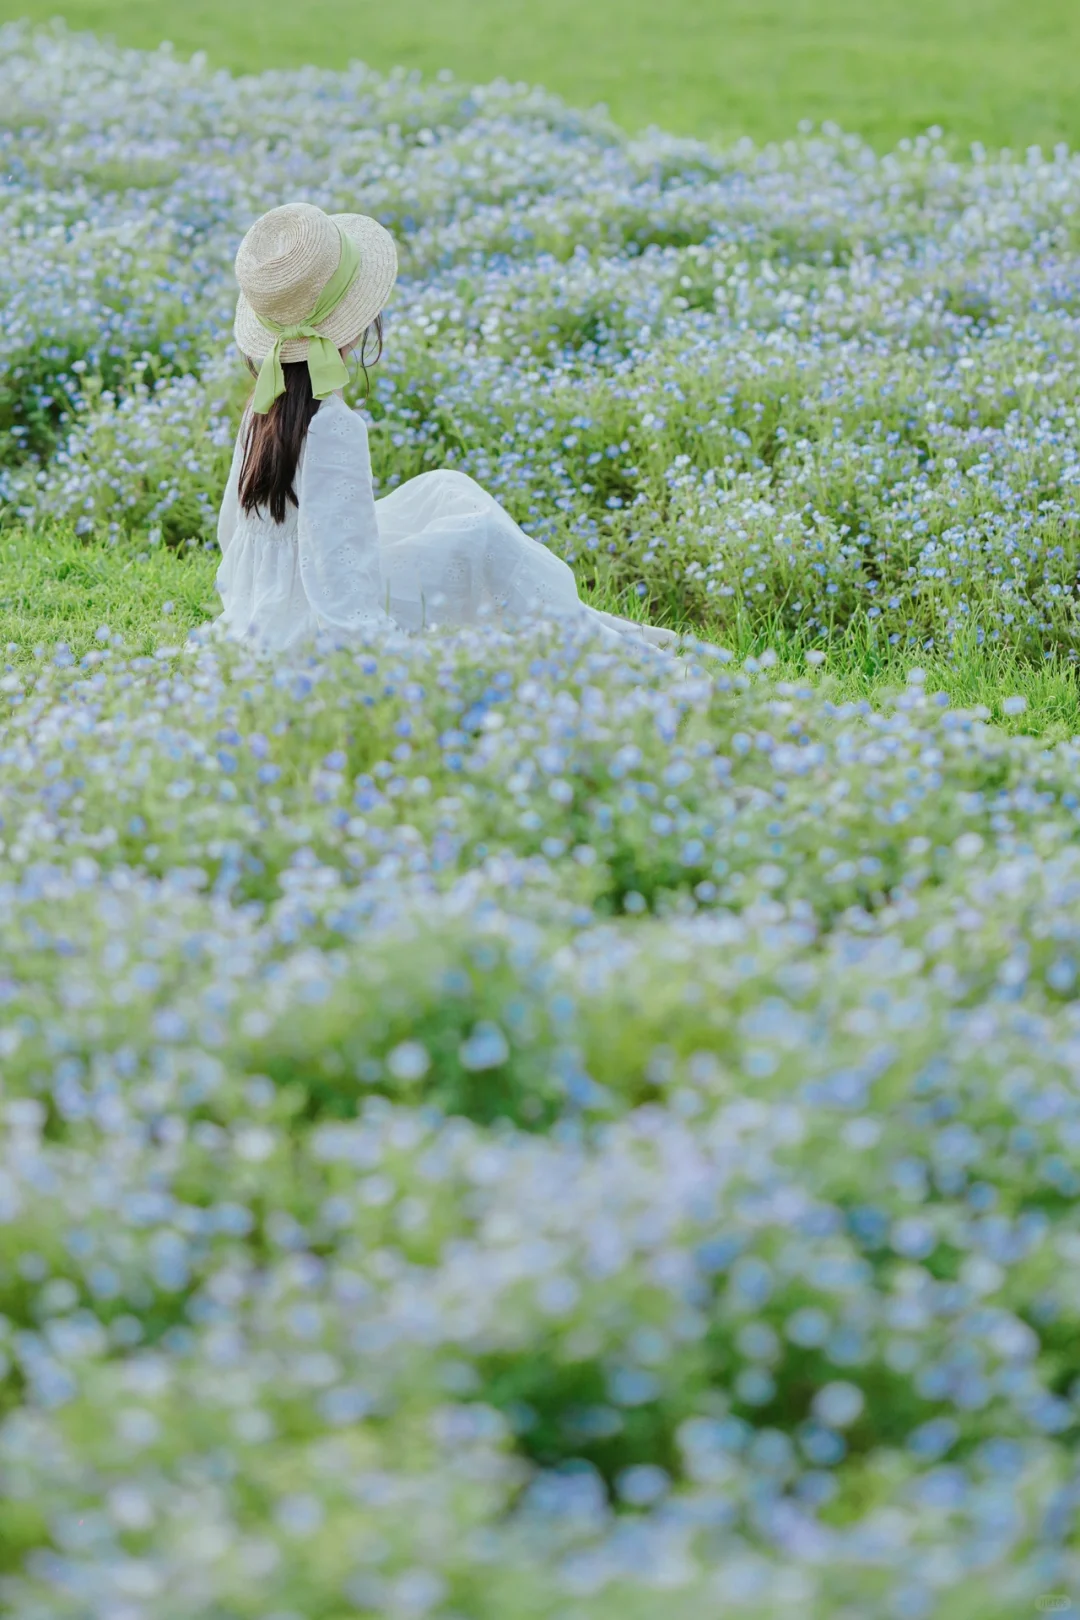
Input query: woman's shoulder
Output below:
<box><xmin>309</xmin><ymin>394</ymin><xmax>369</xmax><ymax>441</ymax></box>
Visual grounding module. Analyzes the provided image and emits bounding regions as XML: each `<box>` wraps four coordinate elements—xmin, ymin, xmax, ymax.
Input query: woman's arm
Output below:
<box><xmin>296</xmin><ymin>397</ymin><xmax>391</xmax><ymax>633</ymax></box>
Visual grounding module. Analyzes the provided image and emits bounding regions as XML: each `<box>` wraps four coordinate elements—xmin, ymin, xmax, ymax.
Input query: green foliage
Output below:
<box><xmin>1</xmin><ymin>627</ymin><xmax>1080</xmax><ymax>1612</ymax></box>
<box><xmin>0</xmin><ymin>525</ymin><xmax>219</xmax><ymax>656</ymax></box>
<box><xmin>6</xmin><ymin>24</ymin><xmax>1080</xmax><ymax>1616</ymax></box>
<box><xmin>20</xmin><ymin>0</ymin><xmax>1080</xmax><ymax>150</ymax></box>
<box><xmin>5</xmin><ymin>521</ymin><xmax>1080</xmax><ymax>735</ymax></box>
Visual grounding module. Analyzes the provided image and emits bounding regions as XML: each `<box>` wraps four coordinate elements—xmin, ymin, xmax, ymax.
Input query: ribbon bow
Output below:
<box><xmin>251</xmin><ymin>226</ymin><xmax>361</xmax><ymax>414</ymax></box>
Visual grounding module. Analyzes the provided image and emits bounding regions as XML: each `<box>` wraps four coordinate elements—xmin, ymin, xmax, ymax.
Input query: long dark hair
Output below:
<box><xmin>239</xmin><ymin>316</ymin><xmax>383</xmax><ymax>524</ymax></box>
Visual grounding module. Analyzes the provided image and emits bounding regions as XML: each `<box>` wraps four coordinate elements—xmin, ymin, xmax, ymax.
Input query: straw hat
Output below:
<box><xmin>233</xmin><ymin>202</ymin><xmax>398</xmax><ymax>366</ymax></box>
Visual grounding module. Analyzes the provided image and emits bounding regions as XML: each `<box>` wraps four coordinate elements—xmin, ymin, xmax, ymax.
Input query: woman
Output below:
<box><xmin>215</xmin><ymin>201</ymin><xmax>679</xmax><ymax>653</ymax></box>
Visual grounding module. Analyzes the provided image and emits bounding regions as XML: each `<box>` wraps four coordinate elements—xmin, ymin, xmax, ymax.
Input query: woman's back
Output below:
<box><xmin>216</xmin><ymin>394</ymin><xmax>599</xmax><ymax>648</ymax></box>
<box><xmin>216</xmin><ymin>395</ymin><xmax>386</xmax><ymax>650</ymax></box>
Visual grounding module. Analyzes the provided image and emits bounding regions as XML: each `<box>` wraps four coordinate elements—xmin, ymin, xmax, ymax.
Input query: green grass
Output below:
<box><xmin>6</xmin><ymin>526</ymin><xmax>1078</xmax><ymax>741</ymax></box>
<box><xmin>7</xmin><ymin>0</ymin><xmax>1080</xmax><ymax>150</ymax></box>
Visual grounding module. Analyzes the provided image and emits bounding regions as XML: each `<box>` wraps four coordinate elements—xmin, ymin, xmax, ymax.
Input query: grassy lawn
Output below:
<box><xmin>6</xmin><ymin>0</ymin><xmax>1080</xmax><ymax>148</ymax></box>
<box><xmin>6</xmin><ymin>526</ymin><xmax>1080</xmax><ymax>742</ymax></box>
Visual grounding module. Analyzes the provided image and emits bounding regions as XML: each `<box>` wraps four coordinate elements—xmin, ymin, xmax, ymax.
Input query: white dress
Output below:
<box><xmin>214</xmin><ymin>395</ymin><xmax>676</xmax><ymax>652</ymax></box>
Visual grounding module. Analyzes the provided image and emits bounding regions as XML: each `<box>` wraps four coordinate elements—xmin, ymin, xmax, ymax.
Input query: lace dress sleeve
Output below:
<box><xmin>216</xmin><ymin>417</ymin><xmax>248</xmax><ymax>557</ymax></box>
<box><xmin>296</xmin><ymin>397</ymin><xmax>390</xmax><ymax>634</ymax></box>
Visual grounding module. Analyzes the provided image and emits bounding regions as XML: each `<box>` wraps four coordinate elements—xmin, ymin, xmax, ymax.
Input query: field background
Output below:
<box><xmin>5</xmin><ymin>12</ymin><xmax>1080</xmax><ymax>1614</ymax></box>
<box><xmin>4</xmin><ymin>2</ymin><xmax>1080</xmax><ymax>727</ymax></box>
<box><xmin>7</xmin><ymin>0</ymin><xmax>1080</xmax><ymax>150</ymax></box>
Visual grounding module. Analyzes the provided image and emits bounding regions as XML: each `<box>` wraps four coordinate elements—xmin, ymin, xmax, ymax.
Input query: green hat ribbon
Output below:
<box><xmin>251</xmin><ymin>226</ymin><xmax>361</xmax><ymax>414</ymax></box>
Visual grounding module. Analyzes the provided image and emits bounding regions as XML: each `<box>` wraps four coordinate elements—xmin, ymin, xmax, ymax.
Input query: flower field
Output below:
<box><xmin>3</xmin><ymin>21</ymin><xmax>1080</xmax><ymax>1619</ymax></box>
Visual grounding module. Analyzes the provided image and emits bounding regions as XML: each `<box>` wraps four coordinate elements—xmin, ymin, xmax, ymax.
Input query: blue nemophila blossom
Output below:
<box><xmin>5</xmin><ymin>22</ymin><xmax>1080</xmax><ymax>1620</ymax></box>
<box><xmin>1</xmin><ymin>617</ymin><xmax>1080</xmax><ymax>1617</ymax></box>
<box><xmin>4</xmin><ymin>26</ymin><xmax>1080</xmax><ymax>649</ymax></box>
